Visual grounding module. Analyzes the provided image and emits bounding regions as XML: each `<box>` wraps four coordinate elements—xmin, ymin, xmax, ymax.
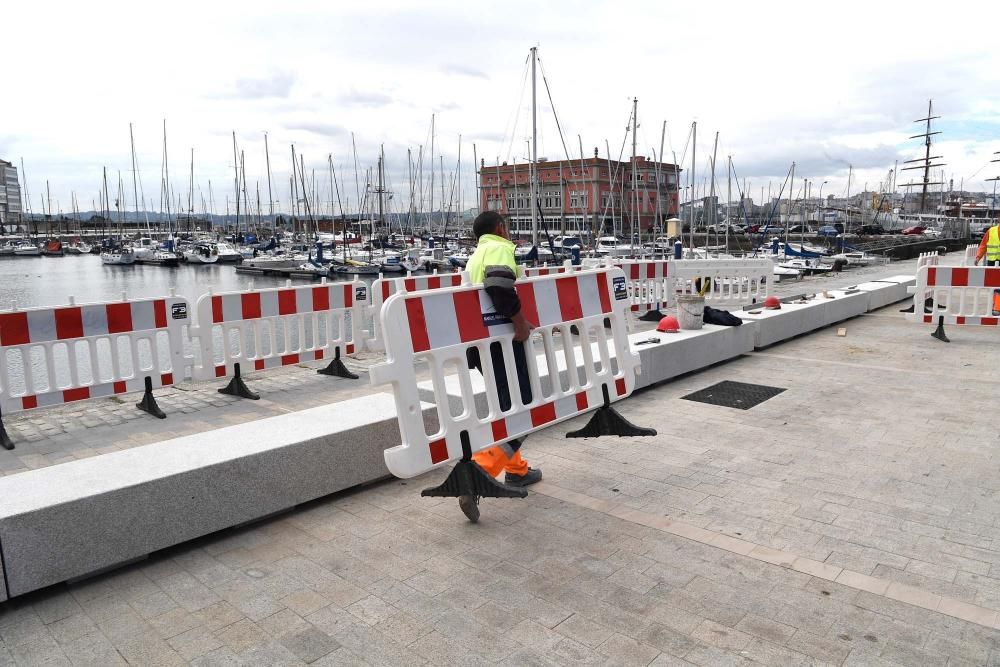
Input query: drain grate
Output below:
<box><xmin>681</xmin><ymin>380</ymin><xmax>786</xmax><ymax>410</ymax></box>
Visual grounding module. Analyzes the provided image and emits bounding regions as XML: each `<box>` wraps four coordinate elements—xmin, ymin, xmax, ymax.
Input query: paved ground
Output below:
<box><xmin>3</xmin><ymin>254</ymin><xmax>1000</xmax><ymax>665</ymax></box>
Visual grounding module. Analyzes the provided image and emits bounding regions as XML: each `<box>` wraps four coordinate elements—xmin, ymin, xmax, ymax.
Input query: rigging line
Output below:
<box><xmin>501</xmin><ymin>55</ymin><xmax>531</xmax><ymax>164</ymax></box>
<box><xmin>595</xmin><ymin>108</ymin><xmax>635</xmax><ymax>223</ymax></box>
<box><xmin>536</xmin><ymin>55</ymin><xmax>572</xmax><ymax>162</ymax></box>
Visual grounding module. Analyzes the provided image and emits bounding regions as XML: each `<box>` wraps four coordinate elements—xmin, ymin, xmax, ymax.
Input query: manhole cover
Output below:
<box><xmin>681</xmin><ymin>380</ymin><xmax>786</xmax><ymax>410</ymax></box>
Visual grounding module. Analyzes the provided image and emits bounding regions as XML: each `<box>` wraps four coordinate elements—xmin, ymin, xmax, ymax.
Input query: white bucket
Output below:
<box><xmin>676</xmin><ymin>294</ymin><xmax>705</xmax><ymax>330</ymax></box>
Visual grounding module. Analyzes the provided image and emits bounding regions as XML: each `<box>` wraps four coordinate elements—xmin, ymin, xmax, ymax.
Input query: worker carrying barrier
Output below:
<box><xmin>0</xmin><ymin>292</ymin><xmax>193</xmax><ymax>449</ymax></box>
<box><xmin>522</xmin><ymin>260</ymin><xmax>574</xmax><ymax>278</ymax></box>
<box><xmin>906</xmin><ymin>265</ymin><xmax>1000</xmax><ymax>342</ymax></box>
<box><xmin>369</xmin><ymin>266</ymin><xmax>654</xmax><ymax>495</ymax></box>
<box><xmin>365</xmin><ymin>272</ymin><xmax>466</xmax><ymax>352</ymax></box>
<box><xmin>191</xmin><ymin>279</ymin><xmax>368</xmax><ymax>398</ymax></box>
<box><xmin>611</xmin><ymin>258</ymin><xmax>674</xmax><ymax>322</ymax></box>
<box><xmin>673</xmin><ymin>258</ymin><xmax>772</xmax><ymax>307</ymax></box>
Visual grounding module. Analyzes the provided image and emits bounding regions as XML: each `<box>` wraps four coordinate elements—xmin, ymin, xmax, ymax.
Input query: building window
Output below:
<box><xmin>506</xmin><ymin>193</ymin><xmax>514</xmax><ymax>210</ymax></box>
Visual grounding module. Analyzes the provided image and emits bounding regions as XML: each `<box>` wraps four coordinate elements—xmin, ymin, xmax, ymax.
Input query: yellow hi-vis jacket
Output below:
<box><xmin>987</xmin><ymin>225</ymin><xmax>1000</xmax><ymax>262</ymax></box>
<box><xmin>466</xmin><ymin>234</ymin><xmax>523</xmax><ymax>284</ymax></box>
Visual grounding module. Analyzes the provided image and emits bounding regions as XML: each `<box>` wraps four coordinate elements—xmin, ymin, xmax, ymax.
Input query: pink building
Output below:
<box><xmin>478</xmin><ymin>152</ymin><xmax>680</xmax><ymax>238</ymax></box>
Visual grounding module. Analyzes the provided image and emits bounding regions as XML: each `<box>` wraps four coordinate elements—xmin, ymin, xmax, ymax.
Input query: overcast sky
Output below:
<box><xmin>3</xmin><ymin>0</ymin><xmax>1000</xmax><ymax>217</ymax></box>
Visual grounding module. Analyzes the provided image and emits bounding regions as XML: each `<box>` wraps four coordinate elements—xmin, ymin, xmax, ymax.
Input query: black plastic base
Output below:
<box><xmin>317</xmin><ymin>350</ymin><xmax>358</xmax><ymax>379</ymax></box>
<box><xmin>566</xmin><ymin>385</ymin><xmax>657</xmax><ymax>438</ymax></box>
<box><xmin>638</xmin><ymin>309</ymin><xmax>663</xmax><ymax>322</ymax></box>
<box><xmin>0</xmin><ymin>417</ymin><xmax>14</xmax><ymax>450</ymax></box>
<box><xmin>421</xmin><ymin>435</ymin><xmax>528</xmax><ymax>499</ymax></box>
<box><xmin>931</xmin><ymin>317</ymin><xmax>950</xmax><ymax>343</ymax></box>
<box><xmin>136</xmin><ymin>376</ymin><xmax>167</xmax><ymax>419</ymax></box>
<box><xmin>219</xmin><ymin>363</ymin><xmax>260</xmax><ymax>400</ymax></box>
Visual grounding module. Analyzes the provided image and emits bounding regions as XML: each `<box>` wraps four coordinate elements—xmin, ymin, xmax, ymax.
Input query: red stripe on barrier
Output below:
<box><xmin>278</xmin><ymin>289</ymin><xmax>297</xmax><ymax>315</ymax></box>
<box><xmin>927</xmin><ymin>267</ymin><xmax>937</xmax><ymax>286</ymax></box>
<box><xmin>315</xmin><ymin>349</ymin><xmax>325</xmax><ymax>360</ymax></box>
<box><xmin>154</xmin><ymin>300</ymin><xmax>167</xmax><ymax>328</ymax></box>
<box><xmin>951</xmin><ymin>268</ymin><xmax>969</xmax><ymax>287</ymax></box>
<box><xmin>215</xmin><ymin>365</ymin><xmax>227</xmax><ymax>377</ymax></box>
<box><xmin>106</xmin><ymin>302</ymin><xmax>133</xmax><ymax>334</ymax></box>
<box><xmin>281</xmin><ymin>354</ymin><xmax>300</xmax><ymax>366</ymax></box>
<box><xmin>556</xmin><ymin>277</ymin><xmax>583</xmax><ymax>321</ymax></box>
<box><xmin>491</xmin><ymin>419</ymin><xmax>508</xmax><ymax>442</ymax></box>
<box><xmin>113</xmin><ymin>381</ymin><xmax>127</xmax><ymax>394</ymax></box>
<box><xmin>381</xmin><ymin>282</ymin><xmax>391</xmax><ymax>301</ymax></box>
<box><xmin>254</xmin><ymin>359</ymin><xmax>265</xmax><ymax>371</ymax></box>
<box><xmin>212</xmin><ymin>296</ymin><xmax>223</xmax><ymax>323</ymax></box>
<box><xmin>405</xmin><ymin>298</ymin><xmax>431</xmax><ymax>353</ymax></box>
<box><xmin>575</xmin><ymin>391</ymin><xmax>588</xmax><ymax>411</ymax></box>
<box><xmin>241</xmin><ymin>293</ymin><xmax>262</xmax><ymax>319</ymax></box>
<box><xmin>312</xmin><ymin>286</ymin><xmax>330</xmax><ymax>312</ymax></box>
<box><xmin>404</xmin><ymin>278</ymin><xmax>417</xmax><ymax>292</ymax></box>
<box><xmin>530</xmin><ymin>403</ymin><xmax>556</xmax><ymax>427</ymax></box>
<box><xmin>615</xmin><ymin>378</ymin><xmax>627</xmax><ymax>397</ymax></box>
<box><xmin>957</xmin><ymin>316</ymin><xmax>966</xmax><ymax>325</ymax></box>
<box><xmin>0</xmin><ymin>312</ymin><xmax>30</xmax><ymax>346</ymax></box>
<box><xmin>21</xmin><ymin>396</ymin><xmax>37</xmax><ymax>410</ymax></box>
<box><xmin>160</xmin><ymin>373</ymin><xmax>173</xmax><ymax>386</ymax></box>
<box><xmin>517</xmin><ymin>282</ymin><xmax>540</xmax><ymax>327</ymax></box>
<box><xmin>923</xmin><ymin>315</ymin><xmax>932</xmax><ymax>323</ymax></box>
<box><xmin>986</xmin><ymin>270</ymin><xmax>1000</xmax><ymax>288</ymax></box>
<box><xmin>346</xmin><ymin>344</ymin><xmax>355</xmax><ymax>354</ymax></box>
<box><xmin>344</xmin><ymin>284</ymin><xmax>353</xmax><ymax>308</ymax></box>
<box><xmin>429</xmin><ymin>438</ymin><xmax>448</xmax><ymax>464</ymax></box>
<box><xmin>427</xmin><ymin>276</ymin><xmax>441</xmax><ymax>290</ymax></box>
<box><xmin>628</xmin><ymin>265</ymin><xmax>639</xmax><ymax>280</ymax></box>
<box><xmin>63</xmin><ymin>387</ymin><xmax>90</xmax><ymax>403</ymax></box>
<box><xmin>984</xmin><ymin>318</ymin><xmax>999</xmax><ymax>326</ymax></box>
<box><xmin>454</xmin><ymin>291</ymin><xmax>489</xmax><ymax>343</ymax></box>
<box><xmin>449</xmin><ymin>275</ymin><xmax>462</xmax><ymax>286</ymax></box>
<box><xmin>54</xmin><ymin>307</ymin><xmax>84</xmax><ymax>340</ymax></box>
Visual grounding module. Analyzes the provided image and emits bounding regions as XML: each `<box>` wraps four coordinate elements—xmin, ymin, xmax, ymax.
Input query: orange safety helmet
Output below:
<box><xmin>656</xmin><ymin>315</ymin><xmax>680</xmax><ymax>333</ymax></box>
<box><xmin>764</xmin><ymin>295</ymin><xmax>782</xmax><ymax>310</ymax></box>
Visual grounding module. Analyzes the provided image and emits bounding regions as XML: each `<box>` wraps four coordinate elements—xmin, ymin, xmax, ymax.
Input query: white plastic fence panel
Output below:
<box><xmin>191</xmin><ymin>280</ymin><xmax>369</xmax><ymax>380</ymax></box>
<box><xmin>365</xmin><ymin>272</ymin><xmax>466</xmax><ymax>352</ymax></box>
<box><xmin>962</xmin><ymin>244</ymin><xmax>978</xmax><ymax>267</ymax></box>
<box><xmin>916</xmin><ymin>251</ymin><xmax>940</xmax><ymax>270</ymax></box>
<box><xmin>906</xmin><ymin>266</ymin><xmax>1000</xmax><ymax>327</ymax></box>
<box><xmin>370</xmin><ymin>267</ymin><xmax>639</xmax><ymax>478</ymax></box>
<box><xmin>522</xmin><ymin>260</ymin><xmax>574</xmax><ymax>278</ymax></box>
<box><xmin>672</xmin><ymin>259</ymin><xmax>772</xmax><ymax>307</ymax></box>
<box><xmin>0</xmin><ymin>294</ymin><xmax>193</xmax><ymax>414</ymax></box>
<box><xmin>612</xmin><ymin>259</ymin><xmax>675</xmax><ymax>313</ymax></box>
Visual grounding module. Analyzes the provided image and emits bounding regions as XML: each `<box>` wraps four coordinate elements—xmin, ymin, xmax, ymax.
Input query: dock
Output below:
<box><xmin>0</xmin><ymin>256</ymin><xmax>997</xmax><ymax>666</ymax></box>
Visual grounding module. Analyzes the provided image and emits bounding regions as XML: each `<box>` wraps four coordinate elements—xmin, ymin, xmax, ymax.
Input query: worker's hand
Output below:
<box><xmin>512</xmin><ymin>312</ymin><xmax>536</xmax><ymax>342</ymax></box>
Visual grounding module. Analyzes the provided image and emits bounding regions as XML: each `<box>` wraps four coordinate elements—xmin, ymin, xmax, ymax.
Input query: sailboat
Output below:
<box><xmin>101</xmin><ymin>168</ymin><xmax>135</xmax><ymax>266</ymax></box>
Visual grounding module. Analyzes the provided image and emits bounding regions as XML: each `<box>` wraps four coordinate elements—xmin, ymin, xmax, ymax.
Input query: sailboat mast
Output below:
<box><xmin>631</xmin><ymin>98</ymin><xmax>637</xmax><ymax>248</ymax></box>
<box><xmin>689</xmin><ymin>122</ymin><xmax>696</xmax><ymax>252</ymax></box>
<box><xmin>264</xmin><ymin>131</ymin><xmax>274</xmax><ymax>223</ymax></box>
<box><xmin>232</xmin><ymin>132</ymin><xmax>240</xmax><ymax>234</ymax></box>
<box><xmin>189</xmin><ymin>148</ymin><xmax>195</xmax><ymax>233</ymax></box>
<box><xmin>530</xmin><ymin>46</ymin><xmax>538</xmax><ymax>247</ymax></box>
<box><xmin>429</xmin><ymin>116</ymin><xmax>435</xmax><ymax>233</ymax></box>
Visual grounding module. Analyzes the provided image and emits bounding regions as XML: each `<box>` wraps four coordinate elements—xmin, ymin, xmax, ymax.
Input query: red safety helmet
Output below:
<box><xmin>764</xmin><ymin>295</ymin><xmax>782</xmax><ymax>310</ymax></box>
<box><xmin>656</xmin><ymin>315</ymin><xmax>680</xmax><ymax>333</ymax></box>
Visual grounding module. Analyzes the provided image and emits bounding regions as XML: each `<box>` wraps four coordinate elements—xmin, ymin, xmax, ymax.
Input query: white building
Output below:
<box><xmin>0</xmin><ymin>159</ymin><xmax>23</xmax><ymax>227</ymax></box>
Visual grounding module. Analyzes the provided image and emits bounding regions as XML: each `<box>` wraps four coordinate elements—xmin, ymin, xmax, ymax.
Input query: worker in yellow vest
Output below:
<box><xmin>976</xmin><ymin>224</ymin><xmax>1000</xmax><ymax>267</ymax></box>
<box><xmin>459</xmin><ymin>211</ymin><xmax>542</xmax><ymax>522</ymax></box>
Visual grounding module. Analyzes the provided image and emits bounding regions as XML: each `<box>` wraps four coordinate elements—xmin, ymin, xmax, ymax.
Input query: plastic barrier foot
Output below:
<box><xmin>931</xmin><ymin>316</ymin><xmax>950</xmax><ymax>343</ymax></box>
<box><xmin>566</xmin><ymin>385</ymin><xmax>657</xmax><ymax>439</ymax></box>
<box><xmin>218</xmin><ymin>363</ymin><xmax>260</xmax><ymax>400</ymax></box>
<box><xmin>136</xmin><ymin>376</ymin><xmax>167</xmax><ymax>419</ymax></box>
<box><xmin>317</xmin><ymin>348</ymin><xmax>359</xmax><ymax>380</ymax></box>
<box><xmin>639</xmin><ymin>309</ymin><xmax>663</xmax><ymax>322</ymax></box>
<box><xmin>421</xmin><ymin>434</ymin><xmax>528</xmax><ymax>500</ymax></box>
<box><xmin>0</xmin><ymin>411</ymin><xmax>14</xmax><ymax>450</ymax></box>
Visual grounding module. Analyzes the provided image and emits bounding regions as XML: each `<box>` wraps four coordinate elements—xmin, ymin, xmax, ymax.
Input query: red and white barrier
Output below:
<box><xmin>906</xmin><ymin>266</ymin><xmax>1000</xmax><ymax>328</ymax></box>
<box><xmin>370</xmin><ymin>267</ymin><xmax>639</xmax><ymax>478</ymax></box>
<box><xmin>962</xmin><ymin>244</ymin><xmax>978</xmax><ymax>267</ymax></box>
<box><xmin>0</xmin><ymin>294</ymin><xmax>192</xmax><ymax>414</ymax></box>
<box><xmin>522</xmin><ymin>260</ymin><xmax>574</xmax><ymax>278</ymax></box>
<box><xmin>191</xmin><ymin>280</ymin><xmax>368</xmax><ymax>380</ymax></box>
<box><xmin>673</xmin><ymin>258</ymin><xmax>771</xmax><ymax>307</ymax></box>
<box><xmin>611</xmin><ymin>259</ymin><xmax>674</xmax><ymax>315</ymax></box>
<box><xmin>365</xmin><ymin>272</ymin><xmax>467</xmax><ymax>352</ymax></box>
<box><xmin>916</xmin><ymin>251</ymin><xmax>940</xmax><ymax>270</ymax></box>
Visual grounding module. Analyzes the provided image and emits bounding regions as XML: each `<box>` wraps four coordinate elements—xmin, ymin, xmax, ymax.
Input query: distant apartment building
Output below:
<box><xmin>478</xmin><ymin>152</ymin><xmax>680</xmax><ymax>237</ymax></box>
<box><xmin>0</xmin><ymin>159</ymin><xmax>23</xmax><ymax>227</ymax></box>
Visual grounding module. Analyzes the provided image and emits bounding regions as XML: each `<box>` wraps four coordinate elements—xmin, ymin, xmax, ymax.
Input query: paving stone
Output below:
<box><xmin>278</xmin><ymin>626</ymin><xmax>339</xmax><ymax>663</ymax></box>
<box><xmin>596</xmin><ymin>632</ymin><xmax>661</xmax><ymax>666</ymax></box>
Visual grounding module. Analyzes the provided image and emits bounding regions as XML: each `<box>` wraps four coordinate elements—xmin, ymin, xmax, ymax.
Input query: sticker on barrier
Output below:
<box><xmin>365</xmin><ymin>272</ymin><xmax>467</xmax><ymax>352</ymax></box>
<box><xmin>0</xmin><ymin>294</ymin><xmax>194</xmax><ymax>447</ymax></box>
<box><xmin>673</xmin><ymin>258</ymin><xmax>772</xmax><ymax>307</ymax></box>
<box><xmin>906</xmin><ymin>265</ymin><xmax>1000</xmax><ymax>341</ymax></box>
<box><xmin>369</xmin><ymin>267</ymin><xmax>646</xmax><ymax>479</ymax></box>
<box><xmin>191</xmin><ymin>280</ymin><xmax>368</xmax><ymax>390</ymax></box>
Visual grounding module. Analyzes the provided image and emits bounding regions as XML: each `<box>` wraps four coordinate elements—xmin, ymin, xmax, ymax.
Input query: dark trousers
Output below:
<box><xmin>467</xmin><ymin>342</ymin><xmax>532</xmax><ymax>452</ymax></box>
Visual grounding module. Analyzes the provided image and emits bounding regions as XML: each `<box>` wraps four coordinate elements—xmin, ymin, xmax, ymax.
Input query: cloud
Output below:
<box><xmin>286</xmin><ymin>122</ymin><xmax>346</xmax><ymax>138</ymax></box>
<box><xmin>336</xmin><ymin>89</ymin><xmax>393</xmax><ymax>107</ymax></box>
<box><xmin>226</xmin><ymin>72</ymin><xmax>296</xmax><ymax>99</ymax></box>
<box><xmin>440</xmin><ymin>63</ymin><xmax>488</xmax><ymax>79</ymax></box>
